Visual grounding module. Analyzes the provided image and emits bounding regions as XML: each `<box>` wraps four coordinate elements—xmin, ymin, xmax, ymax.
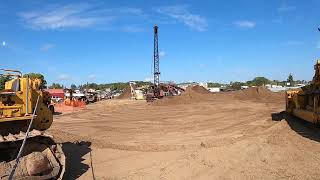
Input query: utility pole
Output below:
<box><xmin>153</xmin><ymin>25</ymin><xmax>160</xmax><ymax>87</ymax></box>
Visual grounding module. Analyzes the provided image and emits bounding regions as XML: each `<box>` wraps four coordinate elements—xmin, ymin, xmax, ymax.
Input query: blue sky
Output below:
<box><xmin>0</xmin><ymin>0</ymin><xmax>320</xmax><ymax>86</ymax></box>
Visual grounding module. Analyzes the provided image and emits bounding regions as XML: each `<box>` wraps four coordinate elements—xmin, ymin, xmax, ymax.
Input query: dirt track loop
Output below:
<box><xmin>49</xmin><ymin>88</ymin><xmax>320</xmax><ymax>179</ymax></box>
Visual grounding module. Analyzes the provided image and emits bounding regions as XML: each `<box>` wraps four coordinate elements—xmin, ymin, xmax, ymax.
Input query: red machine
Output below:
<box><xmin>146</xmin><ymin>84</ymin><xmax>185</xmax><ymax>102</ymax></box>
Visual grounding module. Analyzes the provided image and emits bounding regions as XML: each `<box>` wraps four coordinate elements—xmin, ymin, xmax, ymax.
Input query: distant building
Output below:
<box><xmin>296</xmin><ymin>84</ymin><xmax>305</xmax><ymax>87</ymax></box>
<box><xmin>177</xmin><ymin>82</ymin><xmax>198</xmax><ymax>90</ymax></box>
<box><xmin>199</xmin><ymin>82</ymin><xmax>208</xmax><ymax>88</ymax></box>
<box><xmin>45</xmin><ymin>89</ymin><xmax>65</xmax><ymax>102</ymax></box>
<box><xmin>271</xmin><ymin>85</ymin><xmax>283</xmax><ymax>88</ymax></box>
<box><xmin>45</xmin><ymin>89</ymin><xmax>64</xmax><ymax>99</ymax></box>
<box><xmin>208</xmin><ymin>87</ymin><xmax>220</xmax><ymax>92</ymax></box>
<box><xmin>87</xmin><ymin>88</ymin><xmax>96</xmax><ymax>92</ymax></box>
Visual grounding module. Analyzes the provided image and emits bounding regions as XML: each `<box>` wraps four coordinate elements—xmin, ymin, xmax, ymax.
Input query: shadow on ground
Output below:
<box><xmin>272</xmin><ymin>112</ymin><xmax>320</xmax><ymax>142</ymax></box>
<box><xmin>62</xmin><ymin>141</ymin><xmax>92</xmax><ymax>179</ymax></box>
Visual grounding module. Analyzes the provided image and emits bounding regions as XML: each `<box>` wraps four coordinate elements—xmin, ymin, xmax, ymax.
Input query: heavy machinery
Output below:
<box><xmin>146</xmin><ymin>84</ymin><xmax>185</xmax><ymax>102</ymax></box>
<box><xmin>0</xmin><ymin>69</ymin><xmax>65</xmax><ymax>179</ymax></box>
<box><xmin>146</xmin><ymin>25</ymin><xmax>163</xmax><ymax>102</ymax></box>
<box><xmin>129</xmin><ymin>82</ymin><xmax>145</xmax><ymax>100</ymax></box>
<box><xmin>286</xmin><ymin>60</ymin><xmax>320</xmax><ymax>124</ymax></box>
<box><xmin>146</xmin><ymin>85</ymin><xmax>164</xmax><ymax>102</ymax></box>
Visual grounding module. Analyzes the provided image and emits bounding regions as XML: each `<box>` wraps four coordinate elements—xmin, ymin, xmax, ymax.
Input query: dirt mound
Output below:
<box><xmin>232</xmin><ymin>87</ymin><xmax>284</xmax><ymax>102</ymax></box>
<box><xmin>187</xmin><ymin>85</ymin><xmax>210</xmax><ymax>94</ymax></box>
<box><xmin>118</xmin><ymin>85</ymin><xmax>132</xmax><ymax>99</ymax></box>
<box><xmin>153</xmin><ymin>85</ymin><xmax>214</xmax><ymax>105</ymax></box>
<box><xmin>153</xmin><ymin>86</ymin><xmax>284</xmax><ymax>106</ymax></box>
<box><xmin>50</xmin><ymin>91</ymin><xmax>320</xmax><ymax>179</ymax></box>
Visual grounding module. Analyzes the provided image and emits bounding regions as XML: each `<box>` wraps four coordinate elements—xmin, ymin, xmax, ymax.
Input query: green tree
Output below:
<box><xmin>287</xmin><ymin>74</ymin><xmax>294</xmax><ymax>86</ymax></box>
<box><xmin>247</xmin><ymin>77</ymin><xmax>270</xmax><ymax>86</ymax></box>
<box><xmin>208</xmin><ymin>82</ymin><xmax>224</xmax><ymax>88</ymax></box>
<box><xmin>23</xmin><ymin>73</ymin><xmax>47</xmax><ymax>89</ymax></box>
<box><xmin>229</xmin><ymin>81</ymin><xmax>245</xmax><ymax>90</ymax></box>
<box><xmin>77</xmin><ymin>81</ymin><xmax>154</xmax><ymax>91</ymax></box>
<box><xmin>0</xmin><ymin>75</ymin><xmax>12</xmax><ymax>90</ymax></box>
<box><xmin>70</xmin><ymin>84</ymin><xmax>77</xmax><ymax>90</ymax></box>
<box><xmin>49</xmin><ymin>83</ymin><xmax>64</xmax><ymax>89</ymax></box>
<box><xmin>110</xmin><ymin>83</ymin><xmax>127</xmax><ymax>91</ymax></box>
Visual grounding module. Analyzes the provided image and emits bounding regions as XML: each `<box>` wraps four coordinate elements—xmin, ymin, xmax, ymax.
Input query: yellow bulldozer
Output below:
<box><xmin>0</xmin><ymin>69</ymin><xmax>65</xmax><ymax>179</ymax></box>
<box><xmin>286</xmin><ymin>60</ymin><xmax>320</xmax><ymax>124</ymax></box>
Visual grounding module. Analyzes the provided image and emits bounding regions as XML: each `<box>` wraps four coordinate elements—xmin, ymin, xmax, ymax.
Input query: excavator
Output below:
<box><xmin>129</xmin><ymin>82</ymin><xmax>145</xmax><ymax>100</ymax></box>
<box><xmin>286</xmin><ymin>60</ymin><xmax>320</xmax><ymax>124</ymax></box>
<box><xmin>0</xmin><ymin>69</ymin><xmax>65</xmax><ymax>179</ymax></box>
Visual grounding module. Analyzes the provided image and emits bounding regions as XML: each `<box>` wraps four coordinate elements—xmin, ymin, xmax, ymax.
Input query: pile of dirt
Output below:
<box><xmin>50</xmin><ymin>90</ymin><xmax>320</xmax><ymax>179</ymax></box>
<box><xmin>231</xmin><ymin>87</ymin><xmax>284</xmax><ymax>102</ymax></box>
<box><xmin>186</xmin><ymin>85</ymin><xmax>211</xmax><ymax>94</ymax></box>
<box><xmin>153</xmin><ymin>85</ymin><xmax>213</xmax><ymax>105</ymax></box>
<box><xmin>153</xmin><ymin>86</ymin><xmax>284</xmax><ymax>106</ymax></box>
<box><xmin>118</xmin><ymin>85</ymin><xmax>132</xmax><ymax>99</ymax></box>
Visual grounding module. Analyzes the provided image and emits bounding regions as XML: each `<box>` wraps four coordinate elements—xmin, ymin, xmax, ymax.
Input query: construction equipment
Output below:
<box><xmin>129</xmin><ymin>82</ymin><xmax>137</xmax><ymax>100</ymax></box>
<box><xmin>144</xmin><ymin>25</ymin><xmax>185</xmax><ymax>101</ymax></box>
<box><xmin>153</xmin><ymin>25</ymin><xmax>160</xmax><ymax>87</ymax></box>
<box><xmin>129</xmin><ymin>82</ymin><xmax>145</xmax><ymax>100</ymax></box>
<box><xmin>146</xmin><ymin>25</ymin><xmax>163</xmax><ymax>102</ymax></box>
<box><xmin>286</xmin><ymin>60</ymin><xmax>320</xmax><ymax>124</ymax></box>
<box><xmin>0</xmin><ymin>69</ymin><xmax>65</xmax><ymax>179</ymax></box>
<box><xmin>166</xmin><ymin>84</ymin><xmax>185</xmax><ymax>96</ymax></box>
<box><xmin>146</xmin><ymin>85</ymin><xmax>164</xmax><ymax>102</ymax></box>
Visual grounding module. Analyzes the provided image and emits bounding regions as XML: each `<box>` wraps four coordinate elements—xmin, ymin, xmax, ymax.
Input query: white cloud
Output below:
<box><xmin>19</xmin><ymin>4</ymin><xmax>143</xmax><ymax>30</ymax></box>
<box><xmin>234</xmin><ymin>20</ymin><xmax>256</xmax><ymax>28</ymax></box>
<box><xmin>159</xmin><ymin>50</ymin><xmax>166</xmax><ymax>57</ymax></box>
<box><xmin>20</xmin><ymin>4</ymin><xmax>102</xmax><ymax>30</ymax></box>
<box><xmin>156</xmin><ymin>5</ymin><xmax>208</xmax><ymax>32</ymax></box>
<box><xmin>2</xmin><ymin>41</ymin><xmax>5</xmax><ymax>46</ymax></box>
<box><xmin>278</xmin><ymin>5</ymin><xmax>296</xmax><ymax>12</ymax></box>
<box><xmin>88</xmin><ymin>74</ymin><xmax>97</xmax><ymax>80</ymax></box>
<box><xmin>40</xmin><ymin>43</ymin><xmax>55</xmax><ymax>51</ymax></box>
<box><xmin>57</xmin><ymin>74</ymin><xmax>71</xmax><ymax>81</ymax></box>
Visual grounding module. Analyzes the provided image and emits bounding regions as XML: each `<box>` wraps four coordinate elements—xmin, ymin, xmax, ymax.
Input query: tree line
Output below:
<box><xmin>0</xmin><ymin>72</ymin><xmax>151</xmax><ymax>91</ymax></box>
<box><xmin>0</xmin><ymin>73</ymin><xmax>47</xmax><ymax>90</ymax></box>
<box><xmin>51</xmin><ymin>81</ymin><xmax>152</xmax><ymax>91</ymax></box>
<box><xmin>208</xmin><ymin>74</ymin><xmax>310</xmax><ymax>90</ymax></box>
<box><xmin>0</xmin><ymin>72</ymin><xmax>310</xmax><ymax>91</ymax></box>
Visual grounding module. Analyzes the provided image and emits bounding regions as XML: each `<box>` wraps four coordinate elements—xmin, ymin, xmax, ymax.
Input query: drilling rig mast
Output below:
<box><xmin>146</xmin><ymin>25</ymin><xmax>162</xmax><ymax>102</ymax></box>
<box><xmin>154</xmin><ymin>25</ymin><xmax>160</xmax><ymax>87</ymax></box>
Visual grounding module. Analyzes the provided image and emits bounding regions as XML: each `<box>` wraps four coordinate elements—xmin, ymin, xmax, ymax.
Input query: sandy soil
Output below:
<box><xmin>48</xmin><ymin>89</ymin><xmax>320</xmax><ymax>180</ymax></box>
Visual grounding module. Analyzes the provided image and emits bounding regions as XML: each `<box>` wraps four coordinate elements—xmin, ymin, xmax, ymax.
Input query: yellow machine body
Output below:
<box><xmin>0</xmin><ymin>70</ymin><xmax>65</xmax><ymax>179</ymax></box>
<box><xmin>0</xmin><ymin>75</ymin><xmax>53</xmax><ymax>132</ymax></box>
<box><xmin>286</xmin><ymin>60</ymin><xmax>320</xmax><ymax>124</ymax></box>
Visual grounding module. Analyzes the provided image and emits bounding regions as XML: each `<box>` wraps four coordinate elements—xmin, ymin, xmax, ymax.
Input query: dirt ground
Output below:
<box><xmin>48</xmin><ymin>88</ymin><xmax>320</xmax><ymax>180</ymax></box>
